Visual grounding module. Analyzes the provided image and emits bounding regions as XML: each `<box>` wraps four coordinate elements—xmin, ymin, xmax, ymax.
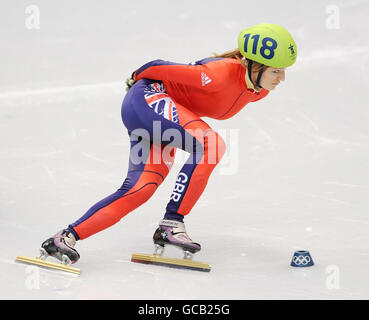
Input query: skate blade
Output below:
<box><xmin>131</xmin><ymin>253</ymin><xmax>211</xmax><ymax>272</ymax></box>
<box><xmin>15</xmin><ymin>255</ymin><xmax>81</xmax><ymax>275</ymax></box>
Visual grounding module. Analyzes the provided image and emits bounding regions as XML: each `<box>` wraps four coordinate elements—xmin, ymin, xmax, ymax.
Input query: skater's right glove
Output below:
<box><xmin>125</xmin><ymin>73</ymin><xmax>136</xmax><ymax>92</ymax></box>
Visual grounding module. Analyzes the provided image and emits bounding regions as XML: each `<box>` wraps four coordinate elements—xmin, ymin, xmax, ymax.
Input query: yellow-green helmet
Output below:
<box><xmin>238</xmin><ymin>23</ymin><xmax>297</xmax><ymax>68</ymax></box>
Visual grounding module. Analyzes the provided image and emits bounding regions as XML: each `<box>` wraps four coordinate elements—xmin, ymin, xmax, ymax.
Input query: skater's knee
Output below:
<box><xmin>204</xmin><ymin>131</ymin><xmax>226</xmax><ymax>165</ymax></box>
<box><xmin>216</xmin><ymin>133</ymin><xmax>226</xmax><ymax>162</ymax></box>
<box><xmin>124</xmin><ymin>171</ymin><xmax>163</xmax><ymax>202</ymax></box>
<box><xmin>89</xmin><ymin>182</ymin><xmax>159</xmax><ymax>225</ymax></box>
<box><xmin>120</xmin><ymin>169</ymin><xmax>165</xmax><ymax>192</ymax></box>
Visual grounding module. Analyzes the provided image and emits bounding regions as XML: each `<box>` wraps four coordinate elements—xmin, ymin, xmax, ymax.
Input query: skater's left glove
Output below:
<box><xmin>125</xmin><ymin>73</ymin><xmax>136</xmax><ymax>92</ymax></box>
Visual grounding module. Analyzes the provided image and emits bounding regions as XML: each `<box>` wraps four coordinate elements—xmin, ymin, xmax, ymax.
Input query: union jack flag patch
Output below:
<box><xmin>144</xmin><ymin>82</ymin><xmax>179</xmax><ymax>124</ymax></box>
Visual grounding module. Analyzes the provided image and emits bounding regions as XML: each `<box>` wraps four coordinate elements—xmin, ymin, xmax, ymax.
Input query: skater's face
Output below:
<box><xmin>259</xmin><ymin>67</ymin><xmax>286</xmax><ymax>91</ymax></box>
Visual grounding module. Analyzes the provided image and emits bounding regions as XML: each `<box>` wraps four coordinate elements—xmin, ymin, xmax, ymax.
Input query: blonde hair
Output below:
<box><xmin>212</xmin><ymin>49</ymin><xmax>266</xmax><ymax>73</ymax></box>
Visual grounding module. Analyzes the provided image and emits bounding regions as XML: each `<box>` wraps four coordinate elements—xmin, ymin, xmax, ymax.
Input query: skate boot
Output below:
<box><xmin>41</xmin><ymin>229</ymin><xmax>80</xmax><ymax>264</ymax></box>
<box><xmin>153</xmin><ymin>219</ymin><xmax>201</xmax><ymax>258</ymax></box>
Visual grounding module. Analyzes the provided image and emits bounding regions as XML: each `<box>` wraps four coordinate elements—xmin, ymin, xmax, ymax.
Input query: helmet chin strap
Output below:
<box><xmin>247</xmin><ymin>59</ymin><xmax>264</xmax><ymax>90</ymax></box>
<box><xmin>255</xmin><ymin>68</ymin><xmax>264</xmax><ymax>89</ymax></box>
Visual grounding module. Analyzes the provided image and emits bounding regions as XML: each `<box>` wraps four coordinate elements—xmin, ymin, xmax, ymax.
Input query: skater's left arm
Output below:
<box><xmin>131</xmin><ymin>59</ymin><xmax>219</xmax><ymax>90</ymax></box>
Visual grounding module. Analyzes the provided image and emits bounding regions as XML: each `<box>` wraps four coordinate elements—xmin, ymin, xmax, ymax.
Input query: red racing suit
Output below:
<box><xmin>133</xmin><ymin>57</ymin><xmax>269</xmax><ymax>119</ymax></box>
<box><xmin>68</xmin><ymin>57</ymin><xmax>270</xmax><ymax>240</ymax></box>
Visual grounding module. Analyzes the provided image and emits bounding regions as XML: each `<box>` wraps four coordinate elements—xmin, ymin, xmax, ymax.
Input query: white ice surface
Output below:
<box><xmin>0</xmin><ymin>0</ymin><xmax>368</xmax><ymax>299</ymax></box>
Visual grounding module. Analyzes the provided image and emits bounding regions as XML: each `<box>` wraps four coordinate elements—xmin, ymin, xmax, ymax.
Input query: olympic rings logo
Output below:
<box><xmin>292</xmin><ymin>255</ymin><xmax>311</xmax><ymax>266</ymax></box>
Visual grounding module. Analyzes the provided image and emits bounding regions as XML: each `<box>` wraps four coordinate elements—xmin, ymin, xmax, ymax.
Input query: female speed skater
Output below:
<box><xmin>40</xmin><ymin>23</ymin><xmax>297</xmax><ymax>264</ymax></box>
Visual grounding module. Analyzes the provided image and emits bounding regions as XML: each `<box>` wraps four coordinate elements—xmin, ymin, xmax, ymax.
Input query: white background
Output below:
<box><xmin>0</xmin><ymin>0</ymin><xmax>368</xmax><ymax>299</ymax></box>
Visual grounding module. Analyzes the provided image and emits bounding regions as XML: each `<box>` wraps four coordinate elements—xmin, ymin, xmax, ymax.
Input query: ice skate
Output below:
<box><xmin>15</xmin><ymin>230</ymin><xmax>81</xmax><ymax>275</ymax></box>
<box><xmin>41</xmin><ymin>229</ymin><xmax>80</xmax><ymax>264</ymax></box>
<box><xmin>131</xmin><ymin>219</ymin><xmax>210</xmax><ymax>272</ymax></box>
<box><xmin>153</xmin><ymin>219</ymin><xmax>201</xmax><ymax>257</ymax></box>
